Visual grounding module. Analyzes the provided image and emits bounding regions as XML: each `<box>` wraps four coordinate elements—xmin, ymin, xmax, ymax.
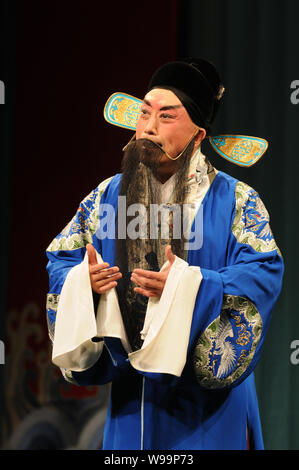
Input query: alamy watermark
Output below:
<box><xmin>290</xmin><ymin>340</ymin><xmax>299</xmax><ymax>365</ymax></box>
<box><xmin>0</xmin><ymin>340</ymin><xmax>4</xmax><ymax>364</ymax></box>
<box><xmin>290</xmin><ymin>80</ymin><xmax>299</xmax><ymax>104</ymax></box>
<box><xmin>95</xmin><ymin>196</ymin><xmax>203</xmax><ymax>250</ymax></box>
<box><xmin>0</xmin><ymin>80</ymin><xmax>4</xmax><ymax>104</ymax></box>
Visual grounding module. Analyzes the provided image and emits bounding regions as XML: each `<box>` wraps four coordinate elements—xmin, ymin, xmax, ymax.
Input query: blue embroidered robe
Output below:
<box><xmin>46</xmin><ymin>170</ymin><xmax>284</xmax><ymax>450</ymax></box>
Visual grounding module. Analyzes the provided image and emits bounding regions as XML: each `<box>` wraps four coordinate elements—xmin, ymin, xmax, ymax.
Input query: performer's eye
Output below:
<box><xmin>141</xmin><ymin>108</ymin><xmax>150</xmax><ymax>117</ymax></box>
<box><xmin>160</xmin><ymin>113</ymin><xmax>175</xmax><ymax>120</ymax></box>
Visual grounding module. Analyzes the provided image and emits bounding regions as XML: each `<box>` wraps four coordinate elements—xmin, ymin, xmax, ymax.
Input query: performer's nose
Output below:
<box><xmin>144</xmin><ymin>114</ymin><xmax>158</xmax><ymax>135</ymax></box>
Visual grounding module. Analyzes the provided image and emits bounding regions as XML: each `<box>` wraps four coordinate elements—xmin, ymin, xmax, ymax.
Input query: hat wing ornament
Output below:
<box><xmin>103</xmin><ymin>92</ymin><xmax>268</xmax><ymax>167</ymax></box>
<box><xmin>104</xmin><ymin>92</ymin><xmax>142</xmax><ymax>131</ymax></box>
<box><xmin>208</xmin><ymin>135</ymin><xmax>268</xmax><ymax>167</ymax></box>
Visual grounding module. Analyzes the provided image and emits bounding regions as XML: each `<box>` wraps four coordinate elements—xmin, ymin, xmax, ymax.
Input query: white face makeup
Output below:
<box><xmin>136</xmin><ymin>88</ymin><xmax>205</xmax><ymax>161</ymax></box>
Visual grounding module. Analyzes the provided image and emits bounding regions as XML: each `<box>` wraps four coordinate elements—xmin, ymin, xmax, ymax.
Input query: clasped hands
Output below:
<box><xmin>86</xmin><ymin>244</ymin><xmax>175</xmax><ymax>298</ymax></box>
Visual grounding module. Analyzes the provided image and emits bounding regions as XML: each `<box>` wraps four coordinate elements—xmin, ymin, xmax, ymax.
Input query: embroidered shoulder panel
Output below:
<box><xmin>47</xmin><ymin>177</ymin><xmax>113</xmax><ymax>252</ymax></box>
<box><xmin>194</xmin><ymin>294</ymin><xmax>262</xmax><ymax>389</ymax></box>
<box><xmin>232</xmin><ymin>181</ymin><xmax>280</xmax><ymax>254</ymax></box>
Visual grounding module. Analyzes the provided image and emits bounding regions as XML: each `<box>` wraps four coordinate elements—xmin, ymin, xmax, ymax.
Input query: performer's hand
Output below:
<box><xmin>86</xmin><ymin>244</ymin><xmax>122</xmax><ymax>294</ymax></box>
<box><xmin>130</xmin><ymin>245</ymin><xmax>175</xmax><ymax>298</ymax></box>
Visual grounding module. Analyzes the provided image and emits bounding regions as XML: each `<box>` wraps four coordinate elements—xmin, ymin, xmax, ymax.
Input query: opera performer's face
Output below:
<box><xmin>120</xmin><ymin>88</ymin><xmax>205</xmax><ymax>189</ymax></box>
<box><xmin>136</xmin><ymin>88</ymin><xmax>200</xmax><ymax>162</ymax></box>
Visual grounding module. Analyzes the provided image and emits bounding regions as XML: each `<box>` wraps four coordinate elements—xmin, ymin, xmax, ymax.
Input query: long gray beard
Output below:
<box><xmin>115</xmin><ymin>137</ymin><xmax>195</xmax><ymax>351</ymax></box>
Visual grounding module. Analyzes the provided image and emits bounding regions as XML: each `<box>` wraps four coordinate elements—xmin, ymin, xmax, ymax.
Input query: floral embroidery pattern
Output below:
<box><xmin>232</xmin><ymin>181</ymin><xmax>280</xmax><ymax>254</ymax></box>
<box><xmin>194</xmin><ymin>295</ymin><xmax>262</xmax><ymax>389</ymax></box>
<box><xmin>47</xmin><ymin>177</ymin><xmax>113</xmax><ymax>252</ymax></box>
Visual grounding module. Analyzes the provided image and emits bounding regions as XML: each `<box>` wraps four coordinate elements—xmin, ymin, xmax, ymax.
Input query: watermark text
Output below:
<box><xmin>0</xmin><ymin>80</ymin><xmax>4</xmax><ymax>104</ymax></box>
<box><xmin>95</xmin><ymin>197</ymin><xmax>203</xmax><ymax>251</ymax></box>
<box><xmin>290</xmin><ymin>339</ymin><xmax>299</xmax><ymax>365</ymax></box>
<box><xmin>0</xmin><ymin>340</ymin><xmax>4</xmax><ymax>364</ymax></box>
<box><xmin>290</xmin><ymin>80</ymin><xmax>299</xmax><ymax>104</ymax></box>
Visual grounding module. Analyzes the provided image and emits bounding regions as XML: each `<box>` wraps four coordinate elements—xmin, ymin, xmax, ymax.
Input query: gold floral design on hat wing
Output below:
<box><xmin>209</xmin><ymin>135</ymin><xmax>268</xmax><ymax>167</ymax></box>
<box><xmin>103</xmin><ymin>93</ymin><xmax>269</xmax><ymax>167</ymax></box>
<box><xmin>103</xmin><ymin>92</ymin><xmax>142</xmax><ymax>131</ymax></box>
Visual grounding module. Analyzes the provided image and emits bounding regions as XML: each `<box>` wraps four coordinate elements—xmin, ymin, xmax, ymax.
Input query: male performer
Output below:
<box><xmin>46</xmin><ymin>59</ymin><xmax>284</xmax><ymax>450</ymax></box>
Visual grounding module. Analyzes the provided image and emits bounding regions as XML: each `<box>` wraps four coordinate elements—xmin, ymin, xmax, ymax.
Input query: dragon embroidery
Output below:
<box><xmin>194</xmin><ymin>295</ymin><xmax>262</xmax><ymax>389</ymax></box>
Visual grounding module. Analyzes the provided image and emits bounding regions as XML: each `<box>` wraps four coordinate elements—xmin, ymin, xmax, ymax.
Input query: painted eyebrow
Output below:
<box><xmin>143</xmin><ymin>98</ymin><xmax>182</xmax><ymax>111</ymax></box>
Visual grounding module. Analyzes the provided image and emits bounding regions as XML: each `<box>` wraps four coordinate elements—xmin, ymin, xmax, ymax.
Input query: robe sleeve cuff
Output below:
<box><xmin>52</xmin><ymin>250</ymin><xmax>131</xmax><ymax>371</ymax></box>
<box><xmin>52</xmin><ymin>251</ymin><xmax>103</xmax><ymax>371</ymax></box>
<box><xmin>52</xmin><ymin>252</ymin><xmax>202</xmax><ymax>378</ymax></box>
<box><xmin>129</xmin><ymin>256</ymin><xmax>203</xmax><ymax>377</ymax></box>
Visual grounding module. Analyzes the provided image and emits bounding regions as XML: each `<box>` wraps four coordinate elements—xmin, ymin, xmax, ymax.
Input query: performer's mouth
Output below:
<box><xmin>141</xmin><ymin>139</ymin><xmax>164</xmax><ymax>152</ymax></box>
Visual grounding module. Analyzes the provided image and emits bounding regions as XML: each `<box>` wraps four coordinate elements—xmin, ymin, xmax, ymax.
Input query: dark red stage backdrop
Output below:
<box><xmin>3</xmin><ymin>1</ymin><xmax>178</xmax><ymax>448</ymax></box>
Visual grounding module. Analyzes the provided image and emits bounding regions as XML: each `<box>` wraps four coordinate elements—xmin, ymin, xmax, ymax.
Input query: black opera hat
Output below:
<box><xmin>103</xmin><ymin>58</ymin><xmax>269</xmax><ymax>167</ymax></box>
<box><xmin>148</xmin><ymin>58</ymin><xmax>225</xmax><ymax>134</ymax></box>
